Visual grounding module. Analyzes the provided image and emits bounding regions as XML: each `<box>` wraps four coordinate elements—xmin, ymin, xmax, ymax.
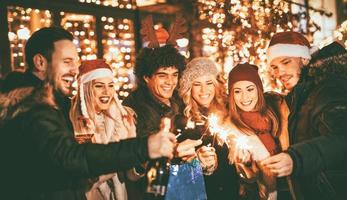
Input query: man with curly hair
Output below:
<box><xmin>123</xmin><ymin>44</ymin><xmax>186</xmax><ymax>137</ymax></box>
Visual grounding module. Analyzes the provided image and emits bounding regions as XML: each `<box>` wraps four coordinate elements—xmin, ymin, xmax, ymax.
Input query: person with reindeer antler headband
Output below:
<box><xmin>123</xmin><ymin>15</ymin><xmax>207</xmax><ymax>200</ymax></box>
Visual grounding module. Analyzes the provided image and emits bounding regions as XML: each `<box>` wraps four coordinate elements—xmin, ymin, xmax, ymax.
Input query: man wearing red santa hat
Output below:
<box><xmin>262</xmin><ymin>31</ymin><xmax>347</xmax><ymax>200</ymax></box>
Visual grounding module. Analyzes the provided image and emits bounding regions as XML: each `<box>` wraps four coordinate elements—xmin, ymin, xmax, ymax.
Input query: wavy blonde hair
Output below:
<box><xmin>179</xmin><ymin>74</ymin><xmax>228</xmax><ymax>121</ymax></box>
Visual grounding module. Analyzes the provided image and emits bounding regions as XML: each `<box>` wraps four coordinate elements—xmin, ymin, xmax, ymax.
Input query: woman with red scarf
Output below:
<box><xmin>227</xmin><ymin>63</ymin><xmax>292</xmax><ymax>200</ymax></box>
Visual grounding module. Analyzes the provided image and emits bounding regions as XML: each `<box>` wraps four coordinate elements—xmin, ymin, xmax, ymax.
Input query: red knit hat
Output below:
<box><xmin>266</xmin><ymin>31</ymin><xmax>312</xmax><ymax>64</ymax></box>
<box><xmin>228</xmin><ymin>63</ymin><xmax>263</xmax><ymax>92</ymax></box>
<box><xmin>79</xmin><ymin>59</ymin><xmax>113</xmax><ymax>84</ymax></box>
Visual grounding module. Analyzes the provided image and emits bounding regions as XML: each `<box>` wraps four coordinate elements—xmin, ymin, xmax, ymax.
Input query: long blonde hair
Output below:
<box><xmin>179</xmin><ymin>75</ymin><xmax>228</xmax><ymax>122</ymax></box>
<box><xmin>70</xmin><ymin>81</ymin><xmax>115</xmax><ymax>135</ymax></box>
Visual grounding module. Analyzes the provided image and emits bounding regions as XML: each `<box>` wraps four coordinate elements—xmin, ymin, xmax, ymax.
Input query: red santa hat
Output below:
<box><xmin>79</xmin><ymin>59</ymin><xmax>114</xmax><ymax>84</ymax></box>
<box><xmin>78</xmin><ymin>59</ymin><xmax>119</xmax><ymax>119</ymax></box>
<box><xmin>266</xmin><ymin>31</ymin><xmax>315</xmax><ymax>64</ymax></box>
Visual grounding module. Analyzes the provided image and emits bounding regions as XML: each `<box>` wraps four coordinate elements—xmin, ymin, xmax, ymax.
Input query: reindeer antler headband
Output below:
<box><xmin>140</xmin><ymin>14</ymin><xmax>187</xmax><ymax>48</ymax></box>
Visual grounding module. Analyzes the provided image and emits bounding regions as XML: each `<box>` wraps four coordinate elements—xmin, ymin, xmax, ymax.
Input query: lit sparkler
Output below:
<box><xmin>207</xmin><ymin>113</ymin><xmax>253</xmax><ymax>154</ymax></box>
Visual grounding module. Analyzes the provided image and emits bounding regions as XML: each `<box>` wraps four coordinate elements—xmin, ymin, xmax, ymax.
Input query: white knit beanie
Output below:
<box><xmin>179</xmin><ymin>57</ymin><xmax>218</xmax><ymax>95</ymax></box>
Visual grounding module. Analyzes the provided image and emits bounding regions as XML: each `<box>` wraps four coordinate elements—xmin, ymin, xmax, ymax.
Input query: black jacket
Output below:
<box><xmin>123</xmin><ymin>86</ymin><xmax>183</xmax><ymax>137</ymax></box>
<box><xmin>122</xmin><ymin>86</ymin><xmax>183</xmax><ymax>200</ymax></box>
<box><xmin>286</xmin><ymin>50</ymin><xmax>347</xmax><ymax>200</ymax></box>
<box><xmin>0</xmin><ymin>87</ymin><xmax>149</xmax><ymax>200</ymax></box>
<box><xmin>174</xmin><ymin>109</ymin><xmax>239</xmax><ymax>200</ymax></box>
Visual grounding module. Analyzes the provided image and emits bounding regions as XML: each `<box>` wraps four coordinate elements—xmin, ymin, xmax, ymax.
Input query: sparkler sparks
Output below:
<box><xmin>207</xmin><ymin>113</ymin><xmax>250</xmax><ymax>149</ymax></box>
<box><xmin>233</xmin><ymin>135</ymin><xmax>252</xmax><ymax>151</ymax></box>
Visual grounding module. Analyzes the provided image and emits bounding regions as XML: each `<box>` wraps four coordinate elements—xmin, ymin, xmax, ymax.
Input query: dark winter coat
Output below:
<box><xmin>0</xmin><ymin>86</ymin><xmax>149</xmax><ymax>200</ymax></box>
<box><xmin>122</xmin><ymin>86</ymin><xmax>183</xmax><ymax>200</ymax></box>
<box><xmin>123</xmin><ymin>86</ymin><xmax>183</xmax><ymax>137</ymax></box>
<box><xmin>1</xmin><ymin>71</ymin><xmax>42</xmax><ymax>93</ymax></box>
<box><xmin>285</xmin><ymin>51</ymin><xmax>347</xmax><ymax>200</ymax></box>
<box><xmin>174</xmin><ymin>110</ymin><xmax>239</xmax><ymax>200</ymax></box>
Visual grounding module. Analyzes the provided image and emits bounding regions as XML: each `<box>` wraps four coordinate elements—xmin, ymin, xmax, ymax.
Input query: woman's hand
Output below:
<box><xmin>175</xmin><ymin>139</ymin><xmax>202</xmax><ymax>161</ymax></box>
<box><xmin>197</xmin><ymin>146</ymin><xmax>218</xmax><ymax>174</ymax></box>
<box><xmin>228</xmin><ymin>141</ymin><xmax>252</xmax><ymax>164</ymax></box>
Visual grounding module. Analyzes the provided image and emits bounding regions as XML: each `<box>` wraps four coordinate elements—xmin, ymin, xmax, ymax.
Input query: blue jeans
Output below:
<box><xmin>165</xmin><ymin>159</ymin><xmax>207</xmax><ymax>200</ymax></box>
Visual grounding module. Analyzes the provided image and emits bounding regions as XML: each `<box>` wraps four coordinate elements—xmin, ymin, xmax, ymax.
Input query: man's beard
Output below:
<box><xmin>45</xmin><ymin>63</ymin><xmax>58</xmax><ymax>91</ymax></box>
<box><xmin>45</xmin><ymin>63</ymin><xmax>70</xmax><ymax>96</ymax></box>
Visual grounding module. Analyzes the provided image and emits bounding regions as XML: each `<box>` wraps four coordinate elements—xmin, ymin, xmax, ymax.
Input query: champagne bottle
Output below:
<box><xmin>145</xmin><ymin>118</ymin><xmax>171</xmax><ymax>199</ymax></box>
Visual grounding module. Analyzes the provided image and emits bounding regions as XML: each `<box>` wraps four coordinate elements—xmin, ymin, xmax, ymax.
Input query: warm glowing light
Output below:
<box><xmin>17</xmin><ymin>27</ymin><xmax>30</xmax><ymax>40</ymax></box>
<box><xmin>234</xmin><ymin>136</ymin><xmax>252</xmax><ymax>150</ymax></box>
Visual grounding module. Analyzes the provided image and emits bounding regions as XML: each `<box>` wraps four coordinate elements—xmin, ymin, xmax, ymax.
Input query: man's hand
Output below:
<box><xmin>148</xmin><ymin>130</ymin><xmax>176</xmax><ymax>159</ymax></box>
<box><xmin>260</xmin><ymin>152</ymin><xmax>293</xmax><ymax>177</ymax></box>
<box><xmin>197</xmin><ymin>146</ymin><xmax>217</xmax><ymax>170</ymax></box>
<box><xmin>175</xmin><ymin>139</ymin><xmax>202</xmax><ymax>161</ymax></box>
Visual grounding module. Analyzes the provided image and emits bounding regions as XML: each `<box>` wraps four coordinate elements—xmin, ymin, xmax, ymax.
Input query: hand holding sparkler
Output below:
<box><xmin>197</xmin><ymin>145</ymin><xmax>217</xmax><ymax>175</ymax></box>
<box><xmin>228</xmin><ymin>134</ymin><xmax>270</xmax><ymax>164</ymax></box>
<box><xmin>260</xmin><ymin>152</ymin><xmax>293</xmax><ymax>177</ymax></box>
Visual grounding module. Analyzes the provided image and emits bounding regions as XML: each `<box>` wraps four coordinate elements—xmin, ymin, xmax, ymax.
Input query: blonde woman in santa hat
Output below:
<box><xmin>70</xmin><ymin>59</ymin><xmax>139</xmax><ymax>200</ymax></box>
<box><xmin>227</xmin><ymin>63</ymin><xmax>292</xmax><ymax>200</ymax></box>
<box><xmin>177</xmin><ymin>57</ymin><xmax>239</xmax><ymax>200</ymax></box>
<box><xmin>262</xmin><ymin>31</ymin><xmax>347</xmax><ymax>200</ymax></box>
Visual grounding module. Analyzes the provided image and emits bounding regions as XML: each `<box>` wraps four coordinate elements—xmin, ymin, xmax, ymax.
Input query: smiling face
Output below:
<box><xmin>49</xmin><ymin>40</ymin><xmax>79</xmax><ymax>96</ymax></box>
<box><xmin>232</xmin><ymin>80</ymin><xmax>258</xmax><ymax>112</ymax></box>
<box><xmin>269</xmin><ymin>56</ymin><xmax>303</xmax><ymax>91</ymax></box>
<box><xmin>144</xmin><ymin>66</ymin><xmax>179</xmax><ymax>106</ymax></box>
<box><xmin>191</xmin><ymin>75</ymin><xmax>215</xmax><ymax>108</ymax></box>
<box><xmin>92</xmin><ymin>77</ymin><xmax>115</xmax><ymax>112</ymax></box>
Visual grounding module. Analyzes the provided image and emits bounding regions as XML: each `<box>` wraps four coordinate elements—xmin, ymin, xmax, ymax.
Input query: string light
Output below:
<box><xmin>7</xmin><ymin>6</ymin><xmax>52</xmax><ymax>71</ymax></box>
<box><xmin>61</xmin><ymin>13</ymin><xmax>98</xmax><ymax>61</ymax></box>
<box><xmin>101</xmin><ymin>16</ymin><xmax>135</xmax><ymax>99</ymax></box>
<box><xmin>197</xmin><ymin>0</ymin><xmax>320</xmax><ymax>92</ymax></box>
<box><xmin>78</xmin><ymin>0</ymin><xmax>136</xmax><ymax>9</ymax></box>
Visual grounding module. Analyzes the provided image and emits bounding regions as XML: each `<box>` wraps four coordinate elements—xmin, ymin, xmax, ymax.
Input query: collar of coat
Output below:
<box><xmin>286</xmin><ymin>52</ymin><xmax>347</xmax><ymax>107</ymax></box>
<box><xmin>307</xmin><ymin>52</ymin><xmax>347</xmax><ymax>85</ymax></box>
<box><xmin>0</xmin><ymin>84</ymin><xmax>68</xmax><ymax>121</ymax></box>
<box><xmin>124</xmin><ymin>85</ymin><xmax>183</xmax><ymax>117</ymax></box>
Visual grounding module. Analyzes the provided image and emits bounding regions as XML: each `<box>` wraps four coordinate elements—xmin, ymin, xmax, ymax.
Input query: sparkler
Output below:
<box><xmin>206</xmin><ymin>113</ymin><xmax>253</xmax><ymax>162</ymax></box>
<box><xmin>184</xmin><ymin>113</ymin><xmax>254</xmax><ymax>161</ymax></box>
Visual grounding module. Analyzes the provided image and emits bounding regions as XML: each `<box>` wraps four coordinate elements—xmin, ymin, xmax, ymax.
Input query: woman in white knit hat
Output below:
<box><xmin>70</xmin><ymin>59</ymin><xmax>140</xmax><ymax>200</ymax></box>
<box><xmin>177</xmin><ymin>57</ymin><xmax>239</xmax><ymax>200</ymax></box>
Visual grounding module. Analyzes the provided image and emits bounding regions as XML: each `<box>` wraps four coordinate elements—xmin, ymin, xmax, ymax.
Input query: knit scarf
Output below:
<box><xmin>86</xmin><ymin>101</ymin><xmax>136</xmax><ymax>200</ymax></box>
<box><xmin>239</xmin><ymin>111</ymin><xmax>278</xmax><ymax>156</ymax></box>
<box><xmin>239</xmin><ymin>110</ymin><xmax>278</xmax><ymax>200</ymax></box>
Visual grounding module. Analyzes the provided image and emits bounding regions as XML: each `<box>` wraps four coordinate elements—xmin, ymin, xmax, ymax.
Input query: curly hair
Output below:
<box><xmin>134</xmin><ymin>45</ymin><xmax>186</xmax><ymax>87</ymax></box>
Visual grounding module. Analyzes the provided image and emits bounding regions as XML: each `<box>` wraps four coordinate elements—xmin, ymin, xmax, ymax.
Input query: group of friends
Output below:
<box><xmin>0</xmin><ymin>23</ymin><xmax>347</xmax><ymax>200</ymax></box>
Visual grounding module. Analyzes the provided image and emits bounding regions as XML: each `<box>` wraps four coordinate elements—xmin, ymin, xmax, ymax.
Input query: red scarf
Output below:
<box><xmin>240</xmin><ymin>111</ymin><xmax>278</xmax><ymax>155</ymax></box>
